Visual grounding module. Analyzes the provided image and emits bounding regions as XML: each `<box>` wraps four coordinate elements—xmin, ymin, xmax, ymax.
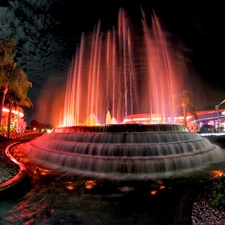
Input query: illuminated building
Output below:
<box><xmin>188</xmin><ymin>109</ymin><xmax>225</xmax><ymax>133</ymax></box>
<box><xmin>123</xmin><ymin>109</ymin><xmax>225</xmax><ymax>133</ymax></box>
<box><xmin>1</xmin><ymin>106</ymin><xmax>26</xmax><ymax>132</ymax></box>
<box><xmin>123</xmin><ymin>113</ymin><xmax>192</xmax><ymax>126</ymax></box>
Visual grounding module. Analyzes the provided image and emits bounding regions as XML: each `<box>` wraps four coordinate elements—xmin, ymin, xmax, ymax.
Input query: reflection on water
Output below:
<box><xmin>0</xmin><ymin>143</ymin><xmax>215</xmax><ymax>225</ymax></box>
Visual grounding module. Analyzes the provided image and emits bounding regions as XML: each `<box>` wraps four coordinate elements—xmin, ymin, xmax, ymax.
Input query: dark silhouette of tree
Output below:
<box><xmin>30</xmin><ymin>119</ymin><xmax>39</xmax><ymax>128</ymax></box>
<box><xmin>0</xmin><ymin>38</ymin><xmax>17</xmax><ymax>125</ymax></box>
<box><xmin>178</xmin><ymin>90</ymin><xmax>198</xmax><ymax>127</ymax></box>
<box><xmin>30</xmin><ymin>119</ymin><xmax>53</xmax><ymax>131</ymax></box>
<box><xmin>0</xmin><ymin>38</ymin><xmax>32</xmax><ymax>138</ymax></box>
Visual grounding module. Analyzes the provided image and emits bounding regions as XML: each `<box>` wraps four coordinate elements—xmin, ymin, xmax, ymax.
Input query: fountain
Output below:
<box><xmin>25</xmin><ymin>9</ymin><xmax>225</xmax><ymax>181</ymax></box>
<box><xmin>60</xmin><ymin>9</ymin><xmax>185</xmax><ymax>126</ymax></box>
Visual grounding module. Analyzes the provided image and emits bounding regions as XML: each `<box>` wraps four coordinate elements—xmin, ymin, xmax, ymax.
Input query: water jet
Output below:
<box><xmin>25</xmin><ymin>9</ymin><xmax>225</xmax><ymax>181</ymax></box>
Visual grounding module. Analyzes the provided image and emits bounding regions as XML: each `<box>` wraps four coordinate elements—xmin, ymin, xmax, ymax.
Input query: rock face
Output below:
<box><xmin>25</xmin><ymin>124</ymin><xmax>225</xmax><ymax>181</ymax></box>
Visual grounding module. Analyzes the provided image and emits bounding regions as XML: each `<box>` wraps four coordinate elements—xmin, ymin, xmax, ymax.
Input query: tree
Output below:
<box><xmin>4</xmin><ymin>67</ymin><xmax>32</xmax><ymax>138</ymax></box>
<box><xmin>178</xmin><ymin>90</ymin><xmax>198</xmax><ymax>127</ymax></box>
<box><xmin>30</xmin><ymin>119</ymin><xmax>39</xmax><ymax>129</ymax></box>
<box><xmin>0</xmin><ymin>38</ymin><xmax>32</xmax><ymax>138</ymax></box>
<box><xmin>0</xmin><ymin>38</ymin><xmax>17</xmax><ymax>125</ymax></box>
<box><xmin>30</xmin><ymin>119</ymin><xmax>53</xmax><ymax>131</ymax></box>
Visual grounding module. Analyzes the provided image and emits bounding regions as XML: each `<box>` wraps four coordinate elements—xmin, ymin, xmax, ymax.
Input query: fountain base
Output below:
<box><xmin>25</xmin><ymin>124</ymin><xmax>225</xmax><ymax>181</ymax></box>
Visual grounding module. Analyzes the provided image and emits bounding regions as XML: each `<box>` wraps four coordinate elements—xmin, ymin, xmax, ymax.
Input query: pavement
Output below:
<box><xmin>0</xmin><ymin>133</ymin><xmax>42</xmax><ymax>191</ymax></box>
<box><xmin>174</xmin><ymin>184</ymin><xmax>201</xmax><ymax>225</ymax></box>
<box><xmin>0</xmin><ymin>134</ymin><xmax>224</xmax><ymax>225</ymax></box>
<box><xmin>0</xmin><ymin>142</ymin><xmax>27</xmax><ymax>191</ymax></box>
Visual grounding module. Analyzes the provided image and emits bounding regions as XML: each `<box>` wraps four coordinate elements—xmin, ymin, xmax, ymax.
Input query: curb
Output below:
<box><xmin>0</xmin><ymin>142</ymin><xmax>27</xmax><ymax>191</ymax></box>
<box><xmin>174</xmin><ymin>176</ymin><xmax>221</xmax><ymax>225</ymax></box>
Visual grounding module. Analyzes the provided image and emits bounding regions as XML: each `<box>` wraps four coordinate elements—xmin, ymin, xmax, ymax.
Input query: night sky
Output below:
<box><xmin>0</xmin><ymin>0</ymin><xmax>224</xmax><ymax>126</ymax></box>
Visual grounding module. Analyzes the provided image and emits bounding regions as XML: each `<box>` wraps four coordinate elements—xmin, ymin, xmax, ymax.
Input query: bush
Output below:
<box><xmin>210</xmin><ymin>176</ymin><xmax>225</xmax><ymax>211</ymax></box>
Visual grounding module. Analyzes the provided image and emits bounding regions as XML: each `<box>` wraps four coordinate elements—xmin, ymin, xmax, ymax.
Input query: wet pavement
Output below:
<box><xmin>1</xmin><ymin>137</ymin><xmax>224</xmax><ymax>225</ymax></box>
<box><xmin>0</xmin><ymin>141</ymin><xmax>201</xmax><ymax>225</ymax></box>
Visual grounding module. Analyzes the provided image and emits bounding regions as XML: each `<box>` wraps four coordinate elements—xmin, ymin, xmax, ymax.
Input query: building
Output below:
<box><xmin>123</xmin><ymin>109</ymin><xmax>225</xmax><ymax>133</ymax></box>
<box><xmin>1</xmin><ymin>106</ymin><xmax>26</xmax><ymax>132</ymax></box>
<box><xmin>188</xmin><ymin>108</ymin><xmax>225</xmax><ymax>133</ymax></box>
<box><xmin>123</xmin><ymin>113</ymin><xmax>192</xmax><ymax>125</ymax></box>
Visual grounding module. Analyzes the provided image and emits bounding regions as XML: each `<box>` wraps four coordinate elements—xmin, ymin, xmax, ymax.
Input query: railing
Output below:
<box><xmin>0</xmin><ymin>130</ymin><xmax>42</xmax><ymax>140</ymax></box>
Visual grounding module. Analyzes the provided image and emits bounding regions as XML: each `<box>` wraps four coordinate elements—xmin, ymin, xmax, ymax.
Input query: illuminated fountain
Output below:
<box><xmin>60</xmin><ymin>10</ymin><xmax>185</xmax><ymax>126</ymax></box>
<box><xmin>25</xmin><ymin>9</ymin><xmax>225</xmax><ymax>181</ymax></box>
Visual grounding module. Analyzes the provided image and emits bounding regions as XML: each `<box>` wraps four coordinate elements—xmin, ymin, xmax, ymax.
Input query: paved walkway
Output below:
<box><xmin>0</xmin><ymin>142</ymin><xmax>27</xmax><ymax>191</ymax></box>
<box><xmin>1</xmin><ymin>134</ymin><xmax>225</xmax><ymax>225</ymax></box>
<box><xmin>0</xmin><ymin>133</ymin><xmax>42</xmax><ymax>190</ymax></box>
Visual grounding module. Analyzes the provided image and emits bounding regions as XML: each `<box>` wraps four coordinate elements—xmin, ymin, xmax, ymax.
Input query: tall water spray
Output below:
<box><xmin>60</xmin><ymin>9</ymin><xmax>186</xmax><ymax>126</ymax></box>
<box><xmin>26</xmin><ymin>9</ymin><xmax>225</xmax><ymax>181</ymax></box>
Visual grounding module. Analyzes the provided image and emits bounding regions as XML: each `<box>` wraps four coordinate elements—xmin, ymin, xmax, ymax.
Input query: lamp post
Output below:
<box><xmin>215</xmin><ymin>99</ymin><xmax>225</xmax><ymax>133</ymax></box>
<box><xmin>181</xmin><ymin>102</ymin><xmax>187</xmax><ymax>127</ymax></box>
<box><xmin>215</xmin><ymin>104</ymin><xmax>220</xmax><ymax>133</ymax></box>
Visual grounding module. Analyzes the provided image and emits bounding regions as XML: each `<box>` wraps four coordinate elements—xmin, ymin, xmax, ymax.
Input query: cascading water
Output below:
<box><xmin>25</xmin><ymin>8</ymin><xmax>225</xmax><ymax>181</ymax></box>
<box><xmin>26</xmin><ymin>124</ymin><xmax>225</xmax><ymax>180</ymax></box>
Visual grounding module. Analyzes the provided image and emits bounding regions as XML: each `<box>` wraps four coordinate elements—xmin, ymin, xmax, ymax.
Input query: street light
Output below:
<box><xmin>215</xmin><ymin>99</ymin><xmax>225</xmax><ymax>133</ymax></box>
<box><xmin>215</xmin><ymin>105</ymin><xmax>220</xmax><ymax>133</ymax></box>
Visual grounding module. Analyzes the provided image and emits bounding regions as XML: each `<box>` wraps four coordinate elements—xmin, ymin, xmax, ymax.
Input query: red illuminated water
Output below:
<box><xmin>60</xmin><ymin>9</ymin><xmax>186</xmax><ymax>126</ymax></box>
<box><xmin>26</xmin><ymin>9</ymin><xmax>225</xmax><ymax>183</ymax></box>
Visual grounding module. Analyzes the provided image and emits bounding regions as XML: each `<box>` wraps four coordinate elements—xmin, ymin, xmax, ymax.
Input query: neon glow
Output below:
<box><xmin>212</xmin><ymin>170</ymin><xmax>224</xmax><ymax>177</ymax></box>
<box><xmin>65</xmin><ymin>182</ymin><xmax>76</xmax><ymax>191</ymax></box>
<box><xmin>123</xmin><ymin>115</ymin><xmax>193</xmax><ymax>124</ymax></box>
<box><xmin>150</xmin><ymin>190</ymin><xmax>158</xmax><ymax>195</ymax></box>
<box><xmin>85</xmin><ymin>180</ymin><xmax>97</xmax><ymax>190</ymax></box>
<box><xmin>2</xmin><ymin>107</ymin><xmax>24</xmax><ymax>117</ymax></box>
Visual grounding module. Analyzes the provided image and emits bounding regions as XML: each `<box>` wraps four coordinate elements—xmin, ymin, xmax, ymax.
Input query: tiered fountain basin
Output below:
<box><xmin>25</xmin><ymin>124</ymin><xmax>225</xmax><ymax>181</ymax></box>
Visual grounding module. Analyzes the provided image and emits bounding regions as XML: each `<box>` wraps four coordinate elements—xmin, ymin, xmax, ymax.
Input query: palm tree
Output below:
<box><xmin>0</xmin><ymin>38</ymin><xmax>17</xmax><ymax>126</ymax></box>
<box><xmin>4</xmin><ymin>67</ymin><xmax>32</xmax><ymax>138</ymax></box>
<box><xmin>0</xmin><ymin>38</ymin><xmax>32</xmax><ymax>137</ymax></box>
<box><xmin>178</xmin><ymin>90</ymin><xmax>198</xmax><ymax>127</ymax></box>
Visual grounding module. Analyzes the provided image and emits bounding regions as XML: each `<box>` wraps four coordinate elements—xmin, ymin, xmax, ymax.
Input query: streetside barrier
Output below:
<box><xmin>0</xmin><ymin>130</ymin><xmax>42</xmax><ymax>140</ymax></box>
<box><xmin>0</xmin><ymin>142</ymin><xmax>27</xmax><ymax>191</ymax></box>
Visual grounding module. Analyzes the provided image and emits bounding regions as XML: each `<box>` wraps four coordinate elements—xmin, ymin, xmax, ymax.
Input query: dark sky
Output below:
<box><xmin>0</xmin><ymin>0</ymin><xmax>224</xmax><ymax>125</ymax></box>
